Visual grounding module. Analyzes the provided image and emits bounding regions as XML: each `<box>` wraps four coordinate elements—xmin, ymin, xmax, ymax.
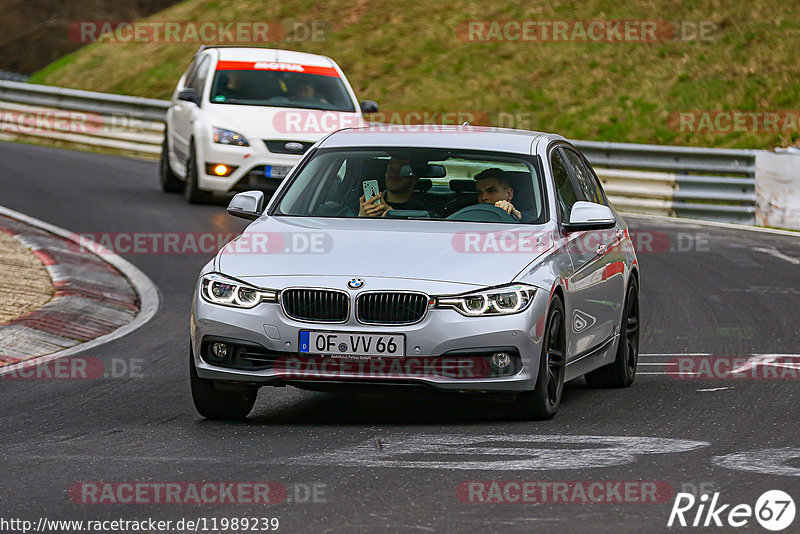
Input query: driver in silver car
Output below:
<box><xmin>474</xmin><ymin>168</ymin><xmax>522</xmax><ymax>220</ymax></box>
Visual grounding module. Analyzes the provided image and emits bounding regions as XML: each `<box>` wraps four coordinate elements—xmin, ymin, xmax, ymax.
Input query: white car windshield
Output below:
<box><xmin>210</xmin><ymin>68</ymin><xmax>356</xmax><ymax>112</ymax></box>
<box><xmin>275</xmin><ymin>148</ymin><xmax>546</xmax><ymax>224</ymax></box>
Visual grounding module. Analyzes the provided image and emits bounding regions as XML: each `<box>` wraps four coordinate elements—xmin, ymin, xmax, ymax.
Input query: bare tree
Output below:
<box><xmin>0</xmin><ymin>0</ymin><xmax>180</xmax><ymax>74</ymax></box>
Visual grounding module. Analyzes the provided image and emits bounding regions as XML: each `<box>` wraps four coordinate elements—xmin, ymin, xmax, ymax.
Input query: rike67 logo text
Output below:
<box><xmin>668</xmin><ymin>490</ymin><xmax>795</xmax><ymax>531</ymax></box>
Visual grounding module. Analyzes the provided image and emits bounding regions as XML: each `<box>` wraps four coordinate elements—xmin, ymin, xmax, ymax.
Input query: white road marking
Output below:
<box><xmin>627</xmin><ymin>212</ymin><xmax>800</xmax><ymax>238</ymax></box>
<box><xmin>713</xmin><ymin>448</ymin><xmax>800</xmax><ymax>477</ymax></box>
<box><xmin>638</xmin><ymin>362</ymin><xmax>678</xmax><ymax>366</ymax></box>
<box><xmin>641</xmin><ymin>353</ymin><xmax>800</xmax><ymax>361</ymax></box>
<box><xmin>696</xmin><ymin>387</ymin><xmax>733</xmax><ymax>392</ymax></box>
<box><xmin>752</xmin><ymin>247</ymin><xmax>800</xmax><ymax>265</ymax></box>
<box><xmin>732</xmin><ymin>355</ymin><xmax>800</xmax><ymax>374</ymax></box>
<box><xmin>640</xmin><ymin>353</ymin><xmax>711</xmax><ymax>357</ymax></box>
<box><xmin>291</xmin><ymin>434</ymin><xmax>709</xmax><ymax>470</ymax></box>
<box><xmin>638</xmin><ymin>372</ymin><xmax>697</xmax><ymax>375</ymax></box>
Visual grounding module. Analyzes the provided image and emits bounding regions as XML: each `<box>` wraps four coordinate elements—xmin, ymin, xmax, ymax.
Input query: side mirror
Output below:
<box><xmin>227</xmin><ymin>191</ymin><xmax>265</xmax><ymax>220</ymax></box>
<box><xmin>564</xmin><ymin>201</ymin><xmax>616</xmax><ymax>230</ymax></box>
<box><xmin>360</xmin><ymin>100</ymin><xmax>379</xmax><ymax>114</ymax></box>
<box><xmin>178</xmin><ymin>88</ymin><xmax>201</xmax><ymax>105</ymax></box>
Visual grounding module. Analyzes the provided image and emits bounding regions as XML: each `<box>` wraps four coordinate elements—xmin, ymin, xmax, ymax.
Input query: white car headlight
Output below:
<box><xmin>201</xmin><ymin>273</ymin><xmax>276</xmax><ymax>308</ymax></box>
<box><xmin>435</xmin><ymin>284</ymin><xmax>536</xmax><ymax>316</ymax></box>
<box><xmin>212</xmin><ymin>126</ymin><xmax>249</xmax><ymax>146</ymax></box>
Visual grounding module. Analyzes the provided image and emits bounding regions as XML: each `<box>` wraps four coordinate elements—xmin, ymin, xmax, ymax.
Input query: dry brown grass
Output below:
<box><xmin>0</xmin><ymin>230</ymin><xmax>54</xmax><ymax>324</ymax></box>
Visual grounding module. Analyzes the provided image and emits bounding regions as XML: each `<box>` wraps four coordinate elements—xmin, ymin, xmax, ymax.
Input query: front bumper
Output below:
<box><xmin>196</xmin><ymin>141</ymin><xmax>304</xmax><ymax>193</ymax></box>
<box><xmin>190</xmin><ymin>280</ymin><xmax>549</xmax><ymax>393</ymax></box>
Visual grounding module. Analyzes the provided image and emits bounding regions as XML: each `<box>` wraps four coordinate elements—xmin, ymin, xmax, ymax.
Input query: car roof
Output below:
<box><xmin>208</xmin><ymin>47</ymin><xmax>336</xmax><ymax>67</ymax></box>
<box><xmin>317</xmin><ymin>125</ymin><xmax>567</xmax><ymax>155</ymax></box>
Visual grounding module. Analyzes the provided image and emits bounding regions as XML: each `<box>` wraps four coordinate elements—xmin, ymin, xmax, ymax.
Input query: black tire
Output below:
<box><xmin>584</xmin><ymin>278</ymin><xmax>640</xmax><ymax>388</ymax></box>
<box><xmin>184</xmin><ymin>142</ymin><xmax>214</xmax><ymax>204</ymax></box>
<box><xmin>189</xmin><ymin>348</ymin><xmax>258</xmax><ymax>420</ymax></box>
<box><xmin>159</xmin><ymin>133</ymin><xmax>184</xmax><ymax>193</ymax></box>
<box><xmin>510</xmin><ymin>295</ymin><xmax>566</xmax><ymax>420</ymax></box>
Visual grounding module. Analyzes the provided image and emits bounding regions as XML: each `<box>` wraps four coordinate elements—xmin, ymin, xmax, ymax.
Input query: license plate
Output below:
<box><xmin>299</xmin><ymin>331</ymin><xmax>405</xmax><ymax>357</ymax></box>
<box><xmin>265</xmin><ymin>165</ymin><xmax>291</xmax><ymax>178</ymax></box>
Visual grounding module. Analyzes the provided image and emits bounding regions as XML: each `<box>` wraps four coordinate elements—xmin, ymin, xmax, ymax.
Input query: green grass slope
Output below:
<box><xmin>30</xmin><ymin>0</ymin><xmax>800</xmax><ymax>149</ymax></box>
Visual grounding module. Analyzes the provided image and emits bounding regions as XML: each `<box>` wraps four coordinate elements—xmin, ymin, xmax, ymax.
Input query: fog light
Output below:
<box><xmin>210</xmin><ymin>342</ymin><xmax>229</xmax><ymax>359</ymax></box>
<box><xmin>490</xmin><ymin>352</ymin><xmax>511</xmax><ymax>369</ymax></box>
<box><xmin>204</xmin><ymin>163</ymin><xmax>238</xmax><ymax>177</ymax></box>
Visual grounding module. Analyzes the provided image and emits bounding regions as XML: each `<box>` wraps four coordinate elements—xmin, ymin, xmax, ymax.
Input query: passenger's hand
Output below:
<box><xmin>495</xmin><ymin>200</ymin><xmax>522</xmax><ymax>221</ymax></box>
<box><xmin>359</xmin><ymin>193</ymin><xmax>390</xmax><ymax>217</ymax></box>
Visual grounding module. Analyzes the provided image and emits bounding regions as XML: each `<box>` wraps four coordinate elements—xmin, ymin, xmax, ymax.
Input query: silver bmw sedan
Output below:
<box><xmin>189</xmin><ymin>125</ymin><xmax>640</xmax><ymax>420</ymax></box>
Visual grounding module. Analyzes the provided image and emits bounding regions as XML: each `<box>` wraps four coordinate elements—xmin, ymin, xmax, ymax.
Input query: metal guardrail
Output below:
<box><xmin>574</xmin><ymin>140</ymin><xmax>761</xmax><ymax>224</ymax></box>
<box><xmin>0</xmin><ymin>81</ymin><xmax>165</xmax><ymax>156</ymax></box>
<box><xmin>0</xmin><ymin>80</ymin><xmax>765</xmax><ymax>224</ymax></box>
<box><xmin>0</xmin><ymin>80</ymin><xmax>168</xmax><ymax>121</ymax></box>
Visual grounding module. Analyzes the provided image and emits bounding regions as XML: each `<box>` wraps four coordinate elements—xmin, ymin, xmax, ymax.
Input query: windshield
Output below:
<box><xmin>209</xmin><ymin>63</ymin><xmax>356</xmax><ymax>112</ymax></box>
<box><xmin>275</xmin><ymin>148</ymin><xmax>546</xmax><ymax>224</ymax></box>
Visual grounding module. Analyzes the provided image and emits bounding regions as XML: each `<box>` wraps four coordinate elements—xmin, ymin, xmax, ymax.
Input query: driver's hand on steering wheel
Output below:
<box><xmin>495</xmin><ymin>200</ymin><xmax>522</xmax><ymax>221</ymax></box>
<box><xmin>359</xmin><ymin>193</ymin><xmax>391</xmax><ymax>217</ymax></box>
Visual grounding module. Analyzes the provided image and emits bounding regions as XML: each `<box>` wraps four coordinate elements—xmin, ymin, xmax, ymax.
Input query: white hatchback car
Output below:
<box><xmin>160</xmin><ymin>46</ymin><xmax>376</xmax><ymax>203</ymax></box>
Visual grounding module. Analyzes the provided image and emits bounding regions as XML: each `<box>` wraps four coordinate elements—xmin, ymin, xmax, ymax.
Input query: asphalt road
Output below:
<box><xmin>0</xmin><ymin>141</ymin><xmax>798</xmax><ymax>533</ymax></box>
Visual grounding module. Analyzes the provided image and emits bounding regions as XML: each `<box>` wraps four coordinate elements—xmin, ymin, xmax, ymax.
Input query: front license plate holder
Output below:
<box><xmin>265</xmin><ymin>165</ymin><xmax>291</xmax><ymax>178</ymax></box>
<box><xmin>299</xmin><ymin>331</ymin><xmax>405</xmax><ymax>358</ymax></box>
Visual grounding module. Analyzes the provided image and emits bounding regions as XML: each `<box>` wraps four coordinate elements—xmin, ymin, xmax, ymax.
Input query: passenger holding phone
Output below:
<box><xmin>359</xmin><ymin>157</ymin><xmax>429</xmax><ymax>217</ymax></box>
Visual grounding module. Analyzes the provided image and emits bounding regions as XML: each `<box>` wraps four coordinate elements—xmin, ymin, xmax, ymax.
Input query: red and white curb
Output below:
<box><xmin>0</xmin><ymin>205</ymin><xmax>159</xmax><ymax>374</ymax></box>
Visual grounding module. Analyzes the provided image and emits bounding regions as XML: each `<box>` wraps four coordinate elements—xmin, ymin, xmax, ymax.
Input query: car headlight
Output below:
<box><xmin>435</xmin><ymin>284</ymin><xmax>536</xmax><ymax>316</ymax></box>
<box><xmin>200</xmin><ymin>273</ymin><xmax>277</xmax><ymax>308</ymax></box>
<box><xmin>212</xmin><ymin>126</ymin><xmax>249</xmax><ymax>146</ymax></box>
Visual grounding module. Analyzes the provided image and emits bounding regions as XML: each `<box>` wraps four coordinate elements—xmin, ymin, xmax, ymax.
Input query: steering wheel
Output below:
<box><xmin>445</xmin><ymin>204</ymin><xmax>519</xmax><ymax>223</ymax></box>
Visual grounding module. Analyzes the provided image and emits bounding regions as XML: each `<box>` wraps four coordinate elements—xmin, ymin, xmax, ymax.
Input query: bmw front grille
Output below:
<box><xmin>356</xmin><ymin>292</ymin><xmax>430</xmax><ymax>325</ymax></box>
<box><xmin>281</xmin><ymin>288</ymin><xmax>350</xmax><ymax>323</ymax></box>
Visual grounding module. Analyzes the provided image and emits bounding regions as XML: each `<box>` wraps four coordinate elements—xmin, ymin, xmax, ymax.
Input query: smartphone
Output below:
<box><xmin>362</xmin><ymin>180</ymin><xmax>380</xmax><ymax>201</ymax></box>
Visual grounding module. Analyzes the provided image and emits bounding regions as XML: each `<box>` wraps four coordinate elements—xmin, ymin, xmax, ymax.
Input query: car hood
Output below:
<box><xmin>204</xmin><ymin>104</ymin><xmax>366</xmax><ymax>141</ymax></box>
<box><xmin>217</xmin><ymin>216</ymin><xmax>558</xmax><ymax>287</ymax></box>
